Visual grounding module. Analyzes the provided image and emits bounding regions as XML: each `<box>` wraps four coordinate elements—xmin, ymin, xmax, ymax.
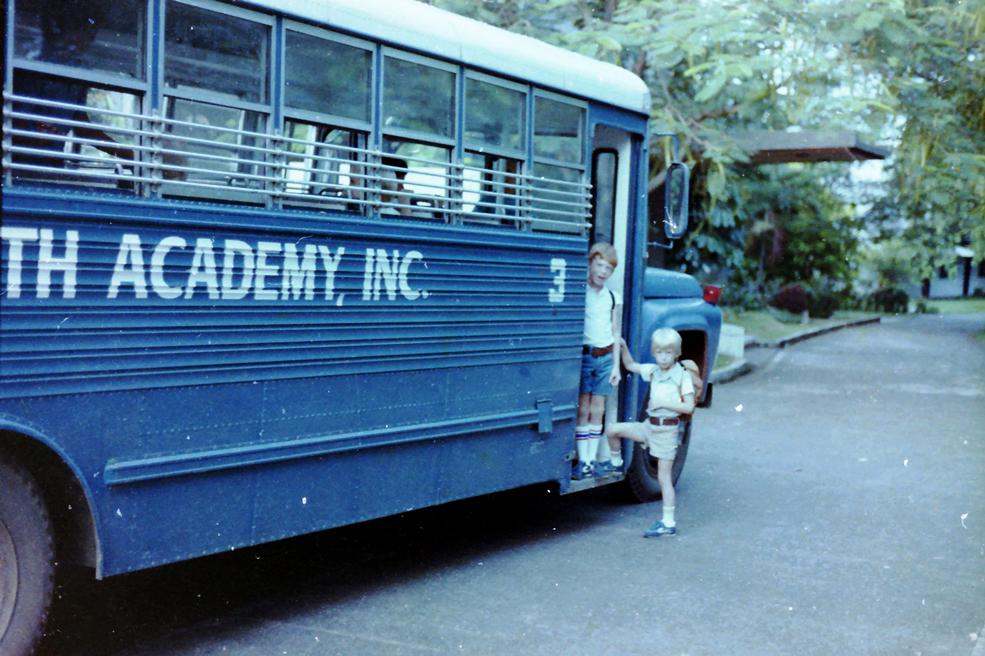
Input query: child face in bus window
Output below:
<box><xmin>381</xmin><ymin>169</ymin><xmax>400</xmax><ymax>192</ymax></box>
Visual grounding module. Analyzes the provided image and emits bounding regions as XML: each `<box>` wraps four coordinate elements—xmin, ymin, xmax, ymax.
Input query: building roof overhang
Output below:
<box><xmin>736</xmin><ymin>130</ymin><xmax>889</xmax><ymax>164</ymax></box>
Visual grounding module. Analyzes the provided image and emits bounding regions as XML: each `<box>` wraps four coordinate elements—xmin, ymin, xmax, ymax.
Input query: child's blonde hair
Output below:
<box><xmin>588</xmin><ymin>242</ymin><xmax>618</xmax><ymax>268</ymax></box>
<box><xmin>650</xmin><ymin>327</ymin><xmax>682</xmax><ymax>356</ymax></box>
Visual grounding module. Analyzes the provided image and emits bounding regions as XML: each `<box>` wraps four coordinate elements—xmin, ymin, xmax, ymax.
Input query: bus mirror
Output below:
<box><xmin>663</xmin><ymin>161</ymin><xmax>690</xmax><ymax>240</ymax></box>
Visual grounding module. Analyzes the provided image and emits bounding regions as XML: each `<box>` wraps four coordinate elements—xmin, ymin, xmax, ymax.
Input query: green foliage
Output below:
<box><xmin>864</xmin><ymin>1</ymin><xmax>985</xmax><ymax>277</ymax></box>
<box><xmin>427</xmin><ymin>0</ymin><xmax>984</xmax><ymax>292</ymax></box>
<box><xmin>862</xmin><ymin>238</ymin><xmax>917</xmax><ymax>289</ymax></box>
<box><xmin>717</xmin><ymin>280</ymin><xmax>769</xmax><ymax>311</ymax></box>
<box><xmin>805</xmin><ymin>285</ymin><xmax>840</xmax><ymax>319</ymax></box>
<box><xmin>735</xmin><ymin>165</ymin><xmax>862</xmax><ymax>290</ymax></box>
<box><xmin>867</xmin><ymin>286</ymin><xmax>909</xmax><ymax>313</ymax></box>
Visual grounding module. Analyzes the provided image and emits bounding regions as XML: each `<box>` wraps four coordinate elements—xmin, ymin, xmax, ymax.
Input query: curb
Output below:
<box><xmin>709</xmin><ymin>359</ymin><xmax>753</xmax><ymax>384</ymax></box>
<box><xmin>711</xmin><ymin>316</ymin><xmax>881</xmax><ymax>383</ymax></box>
<box><xmin>749</xmin><ymin>316</ymin><xmax>881</xmax><ymax>349</ymax></box>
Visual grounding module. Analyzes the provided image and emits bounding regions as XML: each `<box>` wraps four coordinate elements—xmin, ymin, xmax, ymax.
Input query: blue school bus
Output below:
<box><xmin>0</xmin><ymin>0</ymin><xmax>721</xmax><ymax>652</ymax></box>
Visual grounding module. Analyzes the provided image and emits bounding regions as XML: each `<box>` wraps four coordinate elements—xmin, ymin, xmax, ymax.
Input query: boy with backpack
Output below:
<box><xmin>607</xmin><ymin>328</ymin><xmax>695</xmax><ymax>536</ymax></box>
<box><xmin>573</xmin><ymin>242</ymin><xmax>622</xmax><ymax>479</ymax></box>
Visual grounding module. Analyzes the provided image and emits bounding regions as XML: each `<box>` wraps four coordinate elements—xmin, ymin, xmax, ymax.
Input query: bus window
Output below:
<box><xmin>462</xmin><ymin>154</ymin><xmax>522</xmax><ymax>226</ymax></box>
<box><xmin>464</xmin><ymin>77</ymin><xmax>526</xmax><ymax>154</ymax></box>
<box><xmin>8</xmin><ymin>0</ymin><xmax>144</xmax><ymax>187</ymax></box>
<box><xmin>380</xmin><ymin>53</ymin><xmax>455</xmax><ymax>220</ymax></box>
<box><xmin>162</xmin><ymin>97</ymin><xmax>266</xmax><ymax>197</ymax></box>
<box><xmin>161</xmin><ymin>1</ymin><xmax>272</xmax><ymax>201</ymax></box>
<box><xmin>532</xmin><ymin>94</ymin><xmax>587</xmax><ymax>232</ymax></box>
<box><xmin>282</xmin><ymin>27</ymin><xmax>373</xmax><ymax>213</ymax></box>
<box><xmin>13</xmin><ymin>0</ymin><xmax>145</xmax><ymax>80</ymax></box>
<box><xmin>382</xmin><ymin>139</ymin><xmax>451</xmax><ymax>220</ymax></box>
<box><xmin>382</xmin><ymin>55</ymin><xmax>455</xmax><ymax>139</ymax></box>
<box><xmin>163</xmin><ymin>0</ymin><xmax>270</xmax><ymax>104</ymax></box>
<box><xmin>531</xmin><ymin>162</ymin><xmax>587</xmax><ymax>234</ymax></box>
<box><xmin>282</xmin><ymin>121</ymin><xmax>367</xmax><ymax>210</ymax></box>
<box><xmin>534</xmin><ymin>96</ymin><xmax>584</xmax><ymax>164</ymax></box>
<box><xmin>591</xmin><ymin>149</ymin><xmax>618</xmax><ymax>245</ymax></box>
<box><xmin>284</xmin><ymin>29</ymin><xmax>372</xmax><ymax>124</ymax></box>
<box><xmin>462</xmin><ymin>74</ymin><xmax>527</xmax><ymax>227</ymax></box>
<box><xmin>10</xmin><ymin>71</ymin><xmax>140</xmax><ymax>186</ymax></box>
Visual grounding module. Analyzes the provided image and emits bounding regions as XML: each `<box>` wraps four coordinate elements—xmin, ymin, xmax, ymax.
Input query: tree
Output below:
<box><xmin>428</xmin><ymin>0</ymin><xmax>983</xmax><ymax>289</ymax></box>
<box><xmin>863</xmin><ymin>1</ymin><xmax>985</xmax><ymax>279</ymax></box>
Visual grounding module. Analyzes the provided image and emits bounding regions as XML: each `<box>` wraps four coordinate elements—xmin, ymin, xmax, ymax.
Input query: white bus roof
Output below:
<box><xmin>246</xmin><ymin>0</ymin><xmax>652</xmax><ymax>115</ymax></box>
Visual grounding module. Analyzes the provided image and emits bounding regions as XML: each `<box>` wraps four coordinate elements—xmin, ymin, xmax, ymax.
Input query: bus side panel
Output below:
<box><xmin>0</xmin><ymin>190</ymin><xmax>586</xmax><ymax>576</ymax></box>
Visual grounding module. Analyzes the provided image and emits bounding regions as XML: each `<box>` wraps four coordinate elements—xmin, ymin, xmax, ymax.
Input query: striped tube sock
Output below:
<box><xmin>575</xmin><ymin>425</ymin><xmax>590</xmax><ymax>464</ymax></box>
<box><xmin>587</xmin><ymin>424</ymin><xmax>603</xmax><ymax>464</ymax></box>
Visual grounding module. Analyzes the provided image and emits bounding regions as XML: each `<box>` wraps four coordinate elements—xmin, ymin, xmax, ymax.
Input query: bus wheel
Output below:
<box><xmin>625</xmin><ymin>419</ymin><xmax>691</xmax><ymax>503</ymax></box>
<box><xmin>0</xmin><ymin>457</ymin><xmax>55</xmax><ymax>656</ymax></box>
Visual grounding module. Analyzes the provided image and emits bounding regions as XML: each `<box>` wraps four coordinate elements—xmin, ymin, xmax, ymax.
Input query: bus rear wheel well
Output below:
<box><xmin>1</xmin><ymin>432</ymin><xmax>98</xmax><ymax>572</ymax></box>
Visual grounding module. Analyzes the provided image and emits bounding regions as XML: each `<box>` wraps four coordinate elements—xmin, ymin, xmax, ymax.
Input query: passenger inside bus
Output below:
<box><xmin>380</xmin><ymin>156</ymin><xmax>413</xmax><ymax>217</ymax></box>
<box><xmin>13</xmin><ymin>77</ymin><xmax>136</xmax><ymax>174</ymax></box>
<box><xmin>474</xmin><ymin>158</ymin><xmax>521</xmax><ymax>223</ymax></box>
<box><xmin>12</xmin><ymin>1</ymin><xmax>135</xmax><ymax>175</ymax></box>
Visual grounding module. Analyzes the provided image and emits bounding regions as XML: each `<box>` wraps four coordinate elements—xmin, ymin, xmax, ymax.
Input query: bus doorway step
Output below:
<box><xmin>564</xmin><ymin>472</ymin><xmax>625</xmax><ymax>494</ymax></box>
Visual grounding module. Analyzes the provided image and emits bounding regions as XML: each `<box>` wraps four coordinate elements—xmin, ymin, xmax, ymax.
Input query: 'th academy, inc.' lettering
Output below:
<box><xmin>0</xmin><ymin>227</ymin><xmax>431</xmax><ymax>304</ymax></box>
<box><xmin>2</xmin><ymin>227</ymin><xmax>572</xmax><ymax>304</ymax></box>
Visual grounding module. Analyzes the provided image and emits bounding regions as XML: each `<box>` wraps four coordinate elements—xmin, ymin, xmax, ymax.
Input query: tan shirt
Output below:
<box><xmin>639</xmin><ymin>362</ymin><xmax>694</xmax><ymax>419</ymax></box>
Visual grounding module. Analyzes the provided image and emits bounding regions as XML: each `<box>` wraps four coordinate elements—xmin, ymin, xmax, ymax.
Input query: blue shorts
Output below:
<box><xmin>580</xmin><ymin>351</ymin><xmax>614</xmax><ymax>396</ymax></box>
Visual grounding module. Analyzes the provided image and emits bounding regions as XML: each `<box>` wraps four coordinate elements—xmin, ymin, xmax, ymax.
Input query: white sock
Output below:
<box><xmin>586</xmin><ymin>439</ymin><xmax>599</xmax><ymax>465</ymax></box>
<box><xmin>575</xmin><ymin>425</ymin><xmax>590</xmax><ymax>464</ymax></box>
<box><xmin>586</xmin><ymin>424</ymin><xmax>602</xmax><ymax>465</ymax></box>
<box><xmin>662</xmin><ymin>505</ymin><xmax>676</xmax><ymax>528</ymax></box>
<box><xmin>595</xmin><ymin>428</ymin><xmax>612</xmax><ymax>462</ymax></box>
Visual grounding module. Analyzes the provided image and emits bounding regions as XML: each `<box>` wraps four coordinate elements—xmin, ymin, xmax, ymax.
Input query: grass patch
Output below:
<box><xmin>722</xmin><ymin>309</ymin><xmax>879</xmax><ymax>344</ymax></box>
<box><xmin>713</xmin><ymin>353</ymin><xmax>736</xmax><ymax>370</ymax></box>
<box><xmin>922</xmin><ymin>298</ymin><xmax>985</xmax><ymax>314</ymax></box>
<box><xmin>720</xmin><ymin>310</ymin><xmax>793</xmax><ymax>343</ymax></box>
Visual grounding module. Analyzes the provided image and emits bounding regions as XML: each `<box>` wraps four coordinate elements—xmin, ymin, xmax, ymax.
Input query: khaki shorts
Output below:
<box><xmin>624</xmin><ymin>422</ymin><xmax>680</xmax><ymax>460</ymax></box>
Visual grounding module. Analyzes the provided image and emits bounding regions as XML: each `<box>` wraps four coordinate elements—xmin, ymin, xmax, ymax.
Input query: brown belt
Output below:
<box><xmin>648</xmin><ymin>416</ymin><xmax>679</xmax><ymax>426</ymax></box>
<box><xmin>582</xmin><ymin>344</ymin><xmax>613</xmax><ymax>357</ymax></box>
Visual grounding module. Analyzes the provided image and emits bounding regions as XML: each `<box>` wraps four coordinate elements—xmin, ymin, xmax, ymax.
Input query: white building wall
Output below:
<box><xmin>923</xmin><ymin>258</ymin><xmax>985</xmax><ymax>298</ymax></box>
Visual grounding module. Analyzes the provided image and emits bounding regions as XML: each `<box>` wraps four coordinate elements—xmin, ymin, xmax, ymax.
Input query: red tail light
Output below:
<box><xmin>703</xmin><ymin>285</ymin><xmax>722</xmax><ymax>305</ymax></box>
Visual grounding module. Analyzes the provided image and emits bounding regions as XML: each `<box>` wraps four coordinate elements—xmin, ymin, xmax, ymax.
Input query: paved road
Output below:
<box><xmin>39</xmin><ymin>314</ymin><xmax>985</xmax><ymax>656</ymax></box>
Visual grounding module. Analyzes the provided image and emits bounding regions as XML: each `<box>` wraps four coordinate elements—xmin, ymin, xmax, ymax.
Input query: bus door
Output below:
<box><xmin>590</xmin><ymin>125</ymin><xmax>638</xmax><ymax>426</ymax></box>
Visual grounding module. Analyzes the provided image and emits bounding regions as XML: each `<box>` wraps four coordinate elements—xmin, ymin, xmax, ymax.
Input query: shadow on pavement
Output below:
<box><xmin>38</xmin><ymin>483</ymin><xmax>621</xmax><ymax>655</ymax></box>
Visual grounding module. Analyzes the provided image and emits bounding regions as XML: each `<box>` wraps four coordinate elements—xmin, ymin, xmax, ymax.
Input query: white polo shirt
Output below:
<box><xmin>583</xmin><ymin>285</ymin><xmax>621</xmax><ymax>348</ymax></box>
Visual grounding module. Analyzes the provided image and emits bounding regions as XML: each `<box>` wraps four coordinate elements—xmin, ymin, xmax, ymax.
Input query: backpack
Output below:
<box><xmin>678</xmin><ymin>359</ymin><xmax>703</xmax><ymax>415</ymax></box>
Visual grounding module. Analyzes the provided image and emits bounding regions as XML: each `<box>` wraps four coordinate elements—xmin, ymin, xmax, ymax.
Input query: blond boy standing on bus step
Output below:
<box><xmin>573</xmin><ymin>242</ymin><xmax>622</xmax><ymax>480</ymax></box>
<box><xmin>607</xmin><ymin>328</ymin><xmax>695</xmax><ymax>536</ymax></box>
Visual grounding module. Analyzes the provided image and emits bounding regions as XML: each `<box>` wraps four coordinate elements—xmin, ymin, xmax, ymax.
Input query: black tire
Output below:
<box><xmin>624</xmin><ymin>418</ymin><xmax>691</xmax><ymax>503</ymax></box>
<box><xmin>0</xmin><ymin>457</ymin><xmax>55</xmax><ymax>656</ymax></box>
